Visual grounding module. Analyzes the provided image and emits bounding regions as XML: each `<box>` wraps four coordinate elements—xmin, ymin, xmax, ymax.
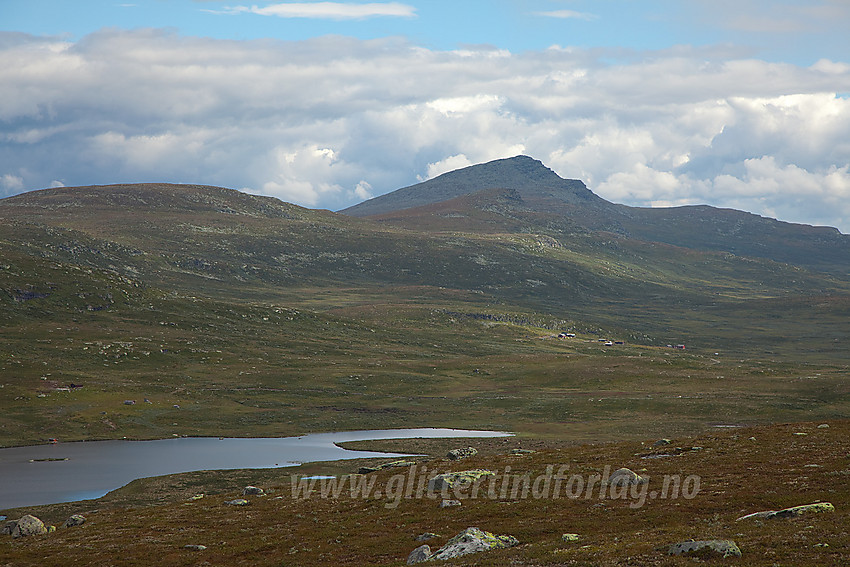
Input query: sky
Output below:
<box><xmin>2</xmin><ymin>1</ymin><xmax>850</xmax><ymax>232</ymax></box>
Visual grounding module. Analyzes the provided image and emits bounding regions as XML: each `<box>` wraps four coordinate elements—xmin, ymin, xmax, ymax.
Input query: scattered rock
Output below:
<box><xmin>428</xmin><ymin>527</ymin><xmax>518</xmax><ymax>561</ymax></box>
<box><xmin>439</xmin><ymin>499</ymin><xmax>462</xmax><ymax>508</ymax></box>
<box><xmin>607</xmin><ymin>467</ymin><xmax>647</xmax><ymax>486</ymax></box>
<box><xmin>561</xmin><ymin>533</ymin><xmax>580</xmax><ymax>542</ymax></box>
<box><xmin>123</xmin><ymin>400</ymin><xmax>135</xmax><ymax>405</ymax></box>
<box><xmin>11</xmin><ymin>515</ymin><xmax>48</xmax><ymax>538</ymax></box>
<box><xmin>225</xmin><ymin>499</ymin><xmax>250</xmax><ymax>506</ymax></box>
<box><xmin>242</xmin><ymin>486</ymin><xmax>265</xmax><ymax>496</ymax></box>
<box><xmin>428</xmin><ymin>470</ymin><xmax>494</xmax><ymax>492</ymax></box>
<box><xmin>737</xmin><ymin>502</ymin><xmax>834</xmax><ymax>521</ymax></box>
<box><xmin>184</xmin><ymin>544</ymin><xmax>207</xmax><ymax>551</ymax></box>
<box><xmin>669</xmin><ymin>539</ymin><xmax>741</xmax><ymax>558</ymax></box>
<box><xmin>187</xmin><ymin>494</ymin><xmax>205</xmax><ymax>501</ymax></box>
<box><xmin>818</xmin><ymin>423</ymin><xmax>830</xmax><ymax>429</ymax></box>
<box><xmin>407</xmin><ymin>544</ymin><xmax>432</xmax><ymax>564</ymax></box>
<box><xmin>447</xmin><ymin>447</ymin><xmax>478</xmax><ymax>461</ymax></box>
<box><xmin>415</xmin><ymin>532</ymin><xmax>439</xmax><ymax>542</ymax></box>
<box><xmin>653</xmin><ymin>438</ymin><xmax>672</xmax><ymax>447</ymax></box>
<box><xmin>63</xmin><ymin>514</ymin><xmax>86</xmax><ymax>528</ymax></box>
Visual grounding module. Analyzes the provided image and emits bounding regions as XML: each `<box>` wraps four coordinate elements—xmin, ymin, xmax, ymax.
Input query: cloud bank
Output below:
<box><xmin>217</xmin><ymin>2</ymin><xmax>417</xmax><ymax>20</ymax></box>
<box><xmin>1</xmin><ymin>29</ymin><xmax>849</xmax><ymax>231</ymax></box>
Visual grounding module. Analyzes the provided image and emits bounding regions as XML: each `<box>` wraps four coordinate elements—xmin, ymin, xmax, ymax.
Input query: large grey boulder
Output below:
<box><xmin>12</xmin><ymin>515</ymin><xmax>48</xmax><ymax>538</ymax></box>
<box><xmin>447</xmin><ymin>447</ymin><xmax>478</xmax><ymax>461</ymax></box>
<box><xmin>428</xmin><ymin>527</ymin><xmax>518</xmax><ymax>561</ymax></box>
<box><xmin>669</xmin><ymin>540</ymin><xmax>741</xmax><ymax>558</ymax></box>
<box><xmin>242</xmin><ymin>486</ymin><xmax>265</xmax><ymax>496</ymax></box>
<box><xmin>737</xmin><ymin>501</ymin><xmax>834</xmax><ymax>521</ymax></box>
<box><xmin>608</xmin><ymin>467</ymin><xmax>647</xmax><ymax>486</ymax></box>
<box><xmin>407</xmin><ymin>544</ymin><xmax>431</xmax><ymax>564</ymax></box>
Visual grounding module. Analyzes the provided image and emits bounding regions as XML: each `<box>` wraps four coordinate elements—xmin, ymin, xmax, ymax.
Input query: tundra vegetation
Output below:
<box><xmin>1</xmin><ymin>157</ymin><xmax>849</xmax><ymax>564</ymax></box>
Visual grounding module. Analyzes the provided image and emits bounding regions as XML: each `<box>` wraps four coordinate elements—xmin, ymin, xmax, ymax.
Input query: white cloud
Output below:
<box><xmin>1</xmin><ymin>174</ymin><xmax>25</xmax><ymax>193</ymax></box>
<box><xmin>534</xmin><ymin>10</ymin><xmax>597</xmax><ymax>20</ymax></box>
<box><xmin>219</xmin><ymin>2</ymin><xmax>417</xmax><ymax>20</ymax></box>
<box><xmin>1</xmin><ymin>29</ymin><xmax>849</xmax><ymax>231</ymax></box>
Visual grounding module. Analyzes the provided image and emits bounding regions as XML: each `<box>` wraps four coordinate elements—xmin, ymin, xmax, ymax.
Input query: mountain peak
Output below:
<box><xmin>342</xmin><ymin>155</ymin><xmax>600</xmax><ymax>217</ymax></box>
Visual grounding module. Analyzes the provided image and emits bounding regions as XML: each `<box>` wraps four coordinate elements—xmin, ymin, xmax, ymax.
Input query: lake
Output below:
<box><xmin>0</xmin><ymin>428</ymin><xmax>510</xmax><ymax>510</ymax></box>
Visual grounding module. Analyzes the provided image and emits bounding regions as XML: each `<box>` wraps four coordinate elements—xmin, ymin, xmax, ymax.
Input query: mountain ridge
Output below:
<box><xmin>342</xmin><ymin>155</ymin><xmax>849</xmax><ymax>272</ymax></box>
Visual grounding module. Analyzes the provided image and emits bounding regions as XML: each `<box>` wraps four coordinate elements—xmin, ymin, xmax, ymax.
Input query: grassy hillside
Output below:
<box><xmin>1</xmin><ymin>181</ymin><xmax>849</xmax><ymax>450</ymax></box>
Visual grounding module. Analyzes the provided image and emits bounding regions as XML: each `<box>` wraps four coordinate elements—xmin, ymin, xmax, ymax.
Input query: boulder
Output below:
<box><xmin>447</xmin><ymin>447</ymin><xmax>478</xmax><ymax>461</ymax></box>
<box><xmin>12</xmin><ymin>515</ymin><xmax>48</xmax><ymax>538</ymax></box>
<box><xmin>510</xmin><ymin>448</ymin><xmax>536</xmax><ymax>455</ymax></box>
<box><xmin>224</xmin><ymin>498</ymin><xmax>250</xmax><ymax>506</ymax></box>
<box><xmin>669</xmin><ymin>540</ymin><xmax>741</xmax><ymax>558</ymax></box>
<box><xmin>428</xmin><ymin>527</ymin><xmax>518</xmax><ymax>561</ymax></box>
<box><xmin>428</xmin><ymin>470</ymin><xmax>494</xmax><ymax>493</ymax></box>
<box><xmin>608</xmin><ymin>467</ymin><xmax>647</xmax><ymax>486</ymax></box>
<box><xmin>415</xmin><ymin>532</ymin><xmax>439</xmax><ymax>542</ymax></box>
<box><xmin>1</xmin><ymin>520</ymin><xmax>17</xmax><ymax>536</ymax></box>
<box><xmin>242</xmin><ymin>486</ymin><xmax>265</xmax><ymax>496</ymax></box>
<box><xmin>184</xmin><ymin>544</ymin><xmax>207</xmax><ymax>551</ymax></box>
<box><xmin>768</xmin><ymin>502</ymin><xmax>834</xmax><ymax>519</ymax></box>
<box><xmin>737</xmin><ymin>501</ymin><xmax>834</xmax><ymax>521</ymax></box>
<box><xmin>818</xmin><ymin>423</ymin><xmax>830</xmax><ymax>429</ymax></box>
<box><xmin>561</xmin><ymin>533</ymin><xmax>580</xmax><ymax>542</ymax></box>
<box><xmin>407</xmin><ymin>544</ymin><xmax>432</xmax><ymax>564</ymax></box>
<box><xmin>63</xmin><ymin>514</ymin><xmax>86</xmax><ymax>528</ymax></box>
<box><xmin>653</xmin><ymin>438</ymin><xmax>672</xmax><ymax>447</ymax></box>
<box><xmin>359</xmin><ymin>460</ymin><xmax>416</xmax><ymax>474</ymax></box>
<box><xmin>439</xmin><ymin>499</ymin><xmax>462</xmax><ymax>508</ymax></box>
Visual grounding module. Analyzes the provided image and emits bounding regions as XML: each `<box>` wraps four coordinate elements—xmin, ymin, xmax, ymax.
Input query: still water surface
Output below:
<box><xmin>0</xmin><ymin>428</ymin><xmax>509</xmax><ymax>509</ymax></box>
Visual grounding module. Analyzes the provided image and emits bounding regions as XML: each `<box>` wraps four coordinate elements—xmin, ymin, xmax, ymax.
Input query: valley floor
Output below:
<box><xmin>2</xmin><ymin>420</ymin><xmax>848</xmax><ymax>566</ymax></box>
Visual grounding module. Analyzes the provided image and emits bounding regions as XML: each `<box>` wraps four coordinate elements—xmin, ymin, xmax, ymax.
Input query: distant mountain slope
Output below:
<box><xmin>343</xmin><ymin>156</ymin><xmax>850</xmax><ymax>273</ymax></box>
<box><xmin>342</xmin><ymin>155</ymin><xmax>607</xmax><ymax>217</ymax></box>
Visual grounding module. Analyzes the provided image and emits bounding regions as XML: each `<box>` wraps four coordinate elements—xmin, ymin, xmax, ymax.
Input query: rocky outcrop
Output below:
<box><xmin>669</xmin><ymin>540</ymin><xmax>741</xmax><ymax>558</ymax></box>
<box><xmin>428</xmin><ymin>527</ymin><xmax>518</xmax><ymax>561</ymax></box>
<box><xmin>736</xmin><ymin>501</ymin><xmax>834</xmax><ymax>521</ymax></box>
<box><xmin>447</xmin><ymin>447</ymin><xmax>478</xmax><ymax>460</ymax></box>
<box><xmin>427</xmin><ymin>470</ymin><xmax>494</xmax><ymax>493</ymax></box>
